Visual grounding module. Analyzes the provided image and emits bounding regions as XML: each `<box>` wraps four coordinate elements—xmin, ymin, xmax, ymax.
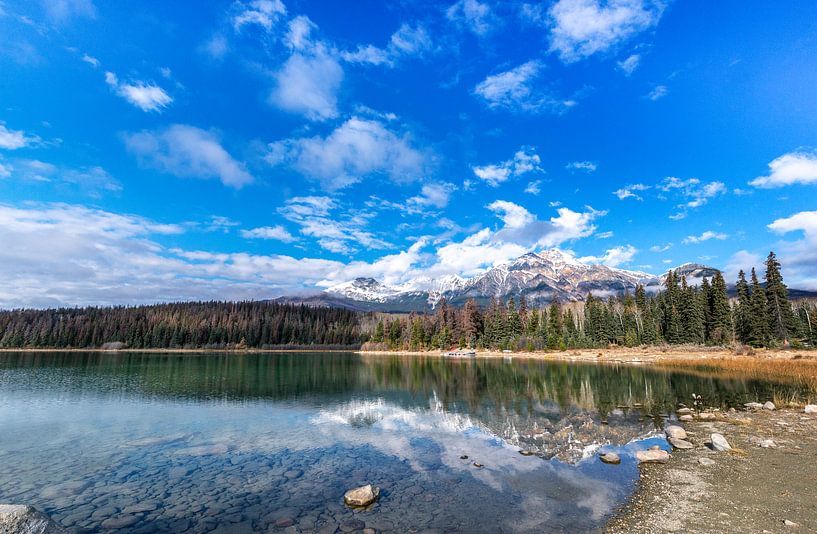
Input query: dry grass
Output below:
<box><xmin>658</xmin><ymin>356</ymin><xmax>817</xmax><ymax>403</ymax></box>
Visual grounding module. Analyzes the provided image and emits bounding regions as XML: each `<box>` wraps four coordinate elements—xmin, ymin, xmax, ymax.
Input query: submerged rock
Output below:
<box><xmin>0</xmin><ymin>504</ymin><xmax>67</xmax><ymax>534</ymax></box>
<box><xmin>710</xmin><ymin>433</ymin><xmax>732</xmax><ymax>452</ymax></box>
<box><xmin>635</xmin><ymin>450</ymin><xmax>670</xmax><ymax>464</ymax></box>
<box><xmin>343</xmin><ymin>485</ymin><xmax>380</xmax><ymax>507</ymax></box>
<box><xmin>665</xmin><ymin>425</ymin><xmax>687</xmax><ymax>440</ymax></box>
<box><xmin>599</xmin><ymin>452</ymin><xmax>621</xmax><ymax>464</ymax></box>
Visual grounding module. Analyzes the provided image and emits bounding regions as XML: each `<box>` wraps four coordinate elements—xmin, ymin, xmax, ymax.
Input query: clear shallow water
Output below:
<box><xmin>0</xmin><ymin>352</ymin><xmax>804</xmax><ymax>533</ymax></box>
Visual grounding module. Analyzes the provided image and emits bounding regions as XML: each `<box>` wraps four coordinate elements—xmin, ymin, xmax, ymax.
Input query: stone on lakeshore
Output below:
<box><xmin>343</xmin><ymin>485</ymin><xmax>379</xmax><ymax>507</ymax></box>
<box><xmin>635</xmin><ymin>449</ymin><xmax>670</xmax><ymax>464</ymax></box>
<box><xmin>744</xmin><ymin>402</ymin><xmax>763</xmax><ymax>410</ymax></box>
<box><xmin>100</xmin><ymin>515</ymin><xmax>140</xmax><ymax>529</ymax></box>
<box><xmin>665</xmin><ymin>425</ymin><xmax>687</xmax><ymax>440</ymax></box>
<box><xmin>763</xmin><ymin>401</ymin><xmax>776</xmax><ymax>411</ymax></box>
<box><xmin>518</xmin><ymin>450</ymin><xmax>535</xmax><ymax>456</ymax></box>
<box><xmin>804</xmin><ymin>405</ymin><xmax>817</xmax><ymax>414</ymax></box>
<box><xmin>710</xmin><ymin>433</ymin><xmax>732</xmax><ymax>452</ymax></box>
<box><xmin>680</xmin><ymin>414</ymin><xmax>694</xmax><ymax>422</ymax></box>
<box><xmin>697</xmin><ymin>412</ymin><xmax>716</xmax><ymax>421</ymax></box>
<box><xmin>0</xmin><ymin>504</ymin><xmax>67</xmax><ymax>534</ymax></box>
<box><xmin>784</xmin><ymin>519</ymin><xmax>799</xmax><ymax>527</ymax></box>
<box><xmin>677</xmin><ymin>408</ymin><xmax>694</xmax><ymax>415</ymax></box>
<box><xmin>599</xmin><ymin>452</ymin><xmax>621</xmax><ymax>464</ymax></box>
<box><xmin>698</xmin><ymin>457</ymin><xmax>715</xmax><ymax>466</ymax></box>
<box><xmin>668</xmin><ymin>437</ymin><xmax>694</xmax><ymax>450</ymax></box>
<box><xmin>340</xmin><ymin>519</ymin><xmax>365</xmax><ymax>532</ymax></box>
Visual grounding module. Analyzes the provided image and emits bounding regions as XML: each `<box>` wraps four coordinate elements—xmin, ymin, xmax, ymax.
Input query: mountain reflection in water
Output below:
<box><xmin>0</xmin><ymin>352</ymin><xmax>804</xmax><ymax>533</ymax></box>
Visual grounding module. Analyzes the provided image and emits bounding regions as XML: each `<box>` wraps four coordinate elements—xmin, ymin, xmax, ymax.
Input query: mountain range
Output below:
<box><xmin>276</xmin><ymin>249</ymin><xmax>737</xmax><ymax>312</ymax></box>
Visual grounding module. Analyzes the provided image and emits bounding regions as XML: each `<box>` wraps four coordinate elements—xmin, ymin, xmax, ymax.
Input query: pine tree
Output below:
<box><xmin>748</xmin><ymin>268</ymin><xmax>771</xmax><ymax>346</ymax></box>
<box><xmin>734</xmin><ymin>270</ymin><xmax>751</xmax><ymax>343</ymax></box>
<box><xmin>708</xmin><ymin>271</ymin><xmax>732</xmax><ymax>344</ymax></box>
<box><xmin>764</xmin><ymin>251</ymin><xmax>799</xmax><ymax>345</ymax></box>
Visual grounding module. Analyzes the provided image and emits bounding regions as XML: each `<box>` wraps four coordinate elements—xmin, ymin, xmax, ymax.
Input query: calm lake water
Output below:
<box><xmin>0</xmin><ymin>352</ymin><xmax>803</xmax><ymax>533</ymax></box>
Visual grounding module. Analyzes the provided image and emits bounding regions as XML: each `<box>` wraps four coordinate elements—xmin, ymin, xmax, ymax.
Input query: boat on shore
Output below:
<box><xmin>443</xmin><ymin>348</ymin><xmax>476</xmax><ymax>358</ymax></box>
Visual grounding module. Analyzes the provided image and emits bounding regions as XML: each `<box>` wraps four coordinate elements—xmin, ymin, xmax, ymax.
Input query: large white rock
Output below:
<box><xmin>763</xmin><ymin>401</ymin><xmax>776</xmax><ymax>411</ymax></box>
<box><xmin>344</xmin><ymin>484</ymin><xmax>380</xmax><ymax>507</ymax></box>
<box><xmin>665</xmin><ymin>425</ymin><xmax>687</xmax><ymax>440</ymax></box>
<box><xmin>0</xmin><ymin>504</ymin><xmax>67</xmax><ymax>534</ymax></box>
<box><xmin>804</xmin><ymin>405</ymin><xmax>817</xmax><ymax>414</ymax></box>
<box><xmin>710</xmin><ymin>433</ymin><xmax>732</xmax><ymax>452</ymax></box>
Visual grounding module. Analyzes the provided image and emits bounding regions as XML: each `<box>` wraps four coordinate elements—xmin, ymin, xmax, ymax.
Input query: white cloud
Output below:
<box><xmin>270</xmin><ymin>42</ymin><xmax>343</xmax><ymax>121</ymax></box>
<box><xmin>749</xmin><ymin>151</ymin><xmax>817</xmax><ymax>188</ymax></box>
<box><xmin>124</xmin><ymin>124</ymin><xmax>253</xmax><ymax>188</ymax></box>
<box><xmin>284</xmin><ymin>15</ymin><xmax>316</xmax><ymax>50</ymax></box>
<box><xmin>232</xmin><ymin>0</ymin><xmax>286</xmax><ymax>32</ymax></box>
<box><xmin>203</xmin><ymin>34</ymin><xmax>229</xmax><ymax>59</ymax></box>
<box><xmin>682</xmin><ymin>231</ymin><xmax>728</xmax><ymax>245</ymax></box>
<box><xmin>104</xmin><ymin>71</ymin><xmax>173</xmax><ymax>112</ymax></box>
<box><xmin>646</xmin><ymin>84</ymin><xmax>667</xmax><ymax>101</ymax></box>
<box><xmin>473</xmin><ymin>147</ymin><xmax>543</xmax><ymax>186</ymax></box>
<box><xmin>525</xmin><ymin>180</ymin><xmax>542</xmax><ymax>195</ymax></box>
<box><xmin>42</xmin><ymin>0</ymin><xmax>96</xmax><ymax>23</ymax></box>
<box><xmin>81</xmin><ymin>53</ymin><xmax>99</xmax><ymax>68</ymax></box>
<box><xmin>0</xmin><ymin>122</ymin><xmax>39</xmax><ymax>150</ymax></box>
<box><xmin>407</xmin><ymin>182</ymin><xmax>456</xmax><ymax>209</ymax></box>
<box><xmin>342</xmin><ymin>23</ymin><xmax>432</xmax><ymax>67</ymax></box>
<box><xmin>474</xmin><ymin>61</ymin><xmax>571</xmax><ymax>113</ymax></box>
<box><xmin>766</xmin><ymin>210</ymin><xmax>817</xmax><ymax>289</ymax></box>
<box><xmin>7</xmin><ymin>159</ymin><xmax>121</xmax><ymax>197</ymax></box>
<box><xmin>566</xmin><ymin>160</ymin><xmax>597</xmax><ymax>172</ymax></box>
<box><xmin>658</xmin><ymin>176</ymin><xmax>726</xmax><ymax>215</ymax></box>
<box><xmin>279</xmin><ymin>196</ymin><xmax>391</xmax><ymax>254</ymax></box>
<box><xmin>649</xmin><ymin>243</ymin><xmax>672</xmax><ymax>252</ymax></box>
<box><xmin>487</xmin><ymin>200</ymin><xmax>535</xmax><ymax>229</ymax></box>
<box><xmin>0</xmin><ymin>161</ymin><xmax>12</xmax><ymax>178</ymax></box>
<box><xmin>596</xmin><ymin>231</ymin><xmax>614</xmax><ymax>239</ymax></box>
<box><xmin>267</xmin><ymin>117</ymin><xmax>425</xmax><ymax>190</ymax></box>
<box><xmin>617</xmin><ymin>53</ymin><xmax>640</xmax><ymax>75</ymax></box>
<box><xmin>446</xmin><ymin>0</ymin><xmax>493</xmax><ymax>36</ymax></box>
<box><xmin>241</xmin><ymin>225</ymin><xmax>297</xmax><ymax>242</ymax></box>
<box><xmin>580</xmin><ymin>244</ymin><xmax>637</xmax><ymax>267</ymax></box>
<box><xmin>724</xmin><ymin>250</ymin><xmax>762</xmax><ymax>284</ymax></box>
<box><xmin>613</xmin><ymin>183</ymin><xmax>649</xmax><ymax>200</ymax></box>
<box><xmin>548</xmin><ymin>0</ymin><xmax>665</xmax><ymax>63</ymax></box>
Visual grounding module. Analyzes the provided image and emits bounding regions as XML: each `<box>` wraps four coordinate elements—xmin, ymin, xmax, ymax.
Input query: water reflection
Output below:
<box><xmin>0</xmin><ymin>352</ymin><xmax>804</xmax><ymax>533</ymax></box>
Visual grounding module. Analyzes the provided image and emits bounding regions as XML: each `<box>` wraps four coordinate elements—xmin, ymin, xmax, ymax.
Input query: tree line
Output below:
<box><xmin>0</xmin><ymin>252</ymin><xmax>814</xmax><ymax>351</ymax></box>
<box><xmin>366</xmin><ymin>252</ymin><xmax>816</xmax><ymax>351</ymax></box>
<box><xmin>0</xmin><ymin>301</ymin><xmax>364</xmax><ymax>349</ymax></box>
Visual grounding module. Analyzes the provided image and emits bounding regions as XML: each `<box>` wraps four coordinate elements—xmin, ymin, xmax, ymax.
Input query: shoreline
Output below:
<box><xmin>604</xmin><ymin>405</ymin><xmax>817</xmax><ymax>533</ymax></box>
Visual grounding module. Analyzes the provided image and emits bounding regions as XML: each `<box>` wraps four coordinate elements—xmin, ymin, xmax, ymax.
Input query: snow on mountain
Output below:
<box><xmin>311</xmin><ymin>249</ymin><xmax>722</xmax><ymax>311</ymax></box>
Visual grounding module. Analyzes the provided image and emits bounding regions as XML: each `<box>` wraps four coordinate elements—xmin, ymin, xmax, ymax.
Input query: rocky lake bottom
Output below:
<box><xmin>0</xmin><ymin>352</ymin><xmax>808</xmax><ymax>533</ymax></box>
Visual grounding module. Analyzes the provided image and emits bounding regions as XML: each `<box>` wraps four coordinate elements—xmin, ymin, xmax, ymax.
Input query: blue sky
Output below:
<box><xmin>1</xmin><ymin>0</ymin><xmax>817</xmax><ymax>307</ymax></box>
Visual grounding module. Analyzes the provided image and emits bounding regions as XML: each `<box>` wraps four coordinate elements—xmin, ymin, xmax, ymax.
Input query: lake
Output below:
<box><xmin>0</xmin><ymin>352</ymin><xmax>803</xmax><ymax>533</ymax></box>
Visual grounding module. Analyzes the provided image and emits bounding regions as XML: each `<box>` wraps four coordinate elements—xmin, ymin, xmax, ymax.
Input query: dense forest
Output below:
<box><xmin>0</xmin><ymin>301</ymin><xmax>364</xmax><ymax>349</ymax></box>
<box><xmin>367</xmin><ymin>252</ymin><xmax>816</xmax><ymax>351</ymax></box>
<box><xmin>0</xmin><ymin>251</ymin><xmax>814</xmax><ymax>351</ymax></box>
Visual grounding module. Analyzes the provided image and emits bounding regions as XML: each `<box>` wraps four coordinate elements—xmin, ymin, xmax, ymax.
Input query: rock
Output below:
<box><xmin>275</xmin><ymin>518</ymin><xmax>295</xmax><ymax>528</ymax></box>
<box><xmin>665</xmin><ymin>425</ymin><xmax>687</xmax><ymax>440</ymax></box>
<box><xmin>710</xmin><ymin>433</ymin><xmax>732</xmax><ymax>452</ymax></box>
<box><xmin>459</xmin><ymin>455</ymin><xmax>468</xmax><ymax>460</ymax></box>
<box><xmin>697</xmin><ymin>412</ymin><xmax>716</xmax><ymax>421</ymax></box>
<box><xmin>760</xmin><ymin>439</ymin><xmax>777</xmax><ymax>448</ymax></box>
<box><xmin>804</xmin><ymin>405</ymin><xmax>817</xmax><ymax>414</ymax></box>
<box><xmin>744</xmin><ymin>402</ymin><xmax>763</xmax><ymax>410</ymax></box>
<box><xmin>677</xmin><ymin>408</ymin><xmax>694</xmax><ymax>415</ymax></box>
<box><xmin>175</xmin><ymin>444</ymin><xmax>229</xmax><ymax>456</ymax></box>
<box><xmin>0</xmin><ymin>504</ymin><xmax>67</xmax><ymax>534</ymax></box>
<box><xmin>599</xmin><ymin>452</ymin><xmax>621</xmax><ymax>464</ymax></box>
<box><xmin>784</xmin><ymin>519</ymin><xmax>799</xmax><ymax>527</ymax></box>
<box><xmin>763</xmin><ymin>401</ymin><xmax>776</xmax><ymax>411</ymax></box>
<box><xmin>679</xmin><ymin>415</ymin><xmax>694</xmax><ymax>422</ymax></box>
<box><xmin>518</xmin><ymin>450</ymin><xmax>535</xmax><ymax>456</ymax></box>
<box><xmin>100</xmin><ymin>515</ymin><xmax>140</xmax><ymax>529</ymax></box>
<box><xmin>473</xmin><ymin>462</ymin><xmax>484</xmax><ymax>468</ymax></box>
<box><xmin>668</xmin><ymin>437</ymin><xmax>694</xmax><ymax>450</ymax></box>
<box><xmin>340</xmin><ymin>519</ymin><xmax>365</xmax><ymax>532</ymax></box>
<box><xmin>698</xmin><ymin>457</ymin><xmax>715</xmax><ymax>466</ymax></box>
<box><xmin>343</xmin><ymin>485</ymin><xmax>380</xmax><ymax>507</ymax></box>
<box><xmin>635</xmin><ymin>450</ymin><xmax>670</xmax><ymax>464</ymax></box>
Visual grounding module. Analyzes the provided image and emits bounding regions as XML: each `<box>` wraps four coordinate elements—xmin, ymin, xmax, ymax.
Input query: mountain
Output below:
<box><xmin>280</xmin><ymin>249</ymin><xmax>814</xmax><ymax>312</ymax></box>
